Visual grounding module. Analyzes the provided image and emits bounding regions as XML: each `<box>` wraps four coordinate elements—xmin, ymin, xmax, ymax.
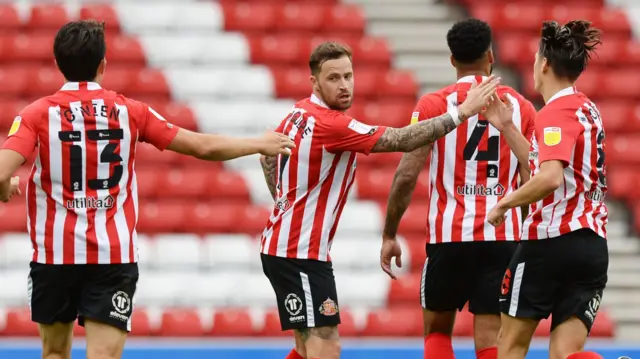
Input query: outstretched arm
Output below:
<box><xmin>260</xmin><ymin>155</ymin><xmax>278</xmax><ymax>201</ymax></box>
<box><xmin>166</xmin><ymin>128</ymin><xmax>294</xmax><ymax>161</ymax></box>
<box><xmin>371</xmin><ymin>111</ymin><xmax>462</xmax><ymax>153</ymax></box>
<box><xmin>382</xmin><ymin>146</ymin><xmax>431</xmax><ymax>238</ymax></box>
<box><xmin>0</xmin><ymin>149</ymin><xmax>25</xmax><ymax>202</ymax></box>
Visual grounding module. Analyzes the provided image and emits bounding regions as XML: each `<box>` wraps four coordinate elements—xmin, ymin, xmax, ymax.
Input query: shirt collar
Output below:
<box><xmin>310</xmin><ymin>93</ymin><xmax>328</xmax><ymax>108</ymax></box>
<box><xmin>60</xmin><ymin>82</ymin><xmax>102</xmax><ymax>91</ymax></box>
<box><xmin>457</xmin><ymin>75</ymin><xmax>488</xmax><ymax>84</ymax></box>
<box><xmin>546</xmin><ymin>86</ymin><xmax>577</xmax><ymax>104</ymax></box>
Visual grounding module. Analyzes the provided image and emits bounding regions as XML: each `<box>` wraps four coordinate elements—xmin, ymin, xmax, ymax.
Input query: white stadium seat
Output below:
<box><xmin>0</xmin><ymin>270</ymin><xmax>30</xmax><ymax>306</ymax></box>
<box><xmin>190</xmin><ymin>100</ymin><xmax>294</xmax><ymax>135</ymax></box>
<box><xmin>335</xmin><ymin>273</ymin><xmax>389</xmax><ymax>308</ymax></box>
<box><xmin>165</xmin><ymin>67</ymin><xmax>275</xmax><ymax>101</ymax></box>
<box><xmin>0</xmin><ymin>233</ymin><xmax>32</xmax><ymax>269</ymax></box>
<box><xmin>149</xmin><ymin>234</ymin><xmax>203</xmax><ymax>269</ymax></box>
<box><xmin>135</xmin><ymin>271</ymin><xmax>196</xmax><ymax>306</ymax></box>
<box><xmin>231</xmin><ymin>274</ymin><xmax>277</xmax><ymax>307</ymax></box>
<box><xmin>115</xmin><ymin>2</ymin><xmax>223</xmax><ymax>33</ymax></box>
<box><xmin>202</xmin><ymin>234</ymin><xmax>260</xmax><ymax>270</ymax></box>
<box><xmin>140</xmin><ymin>34</ymin><xmax>250</xmax><ymax>66</ymax></box>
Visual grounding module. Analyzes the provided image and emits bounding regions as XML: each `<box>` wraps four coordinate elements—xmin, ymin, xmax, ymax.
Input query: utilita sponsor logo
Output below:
<box><xmin>456</xmin><ymin>183</ymin><xmax>505</xmax><ymax>197</ymax></box>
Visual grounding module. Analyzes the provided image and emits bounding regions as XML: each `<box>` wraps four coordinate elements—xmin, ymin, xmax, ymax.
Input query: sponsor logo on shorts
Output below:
<box><xmin>319</xmin><ymin>298</ymin><xmax>338</xmax><ymax>316</ymax></box>
<box><xmin>284</xmin><ymin>293</ymin><xmax>306</xmax><ymax>323</ymax></box>
<box><xmin>584</xmin><ymin>293</ymin><xmax>601</xmax><ymax>324</ymax></box>
<box><xmin>109</xmin><ymin>291</ymin><xmax>131</xmax><ymax>323</ymax></box>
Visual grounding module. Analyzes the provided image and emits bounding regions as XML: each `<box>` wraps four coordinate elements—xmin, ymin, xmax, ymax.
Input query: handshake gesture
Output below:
<box><xmin>456</xmin><ymin>75</ymin><xmax>514</xmax><ymax>128</ymax></box>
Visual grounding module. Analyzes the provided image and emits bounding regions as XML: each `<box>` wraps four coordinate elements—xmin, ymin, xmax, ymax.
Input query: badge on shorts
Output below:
<box><xmin>8</xmin><ymin>116</ymin><xmax>21</xmax><ymax>136</ymax></box>
<box><xmin>319</xmin><ymin>298</ymin><xmax>339</xmax><ymax>316</ymax></box>
<box><xmin>543</xmin><ymin>127</ymin><xmax>561</xmax><ymax>146</ymax></box>
<box><xmin>410</xmin><ymin>111</ymin><xmax>420</xmax><ymax>125</ymax></box>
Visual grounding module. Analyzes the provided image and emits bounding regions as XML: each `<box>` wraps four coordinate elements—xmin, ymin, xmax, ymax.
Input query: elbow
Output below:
<box><xmin>545</xmin><ymin>173</ymin><xmax>563</xmax><ymax>192</ymax></box>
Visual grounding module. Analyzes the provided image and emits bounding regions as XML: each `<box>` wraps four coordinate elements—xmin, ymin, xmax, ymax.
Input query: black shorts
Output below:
<box><xmin>500</xmin><ymin>228</ymin><xmax>608</xmax><ymax>333</ymax></box>
<box><xmin>421</xmin><ymin>241</ymin><xmax>518</xmax><ymax>314</ymax></box>
<box><xmin>261</xmin><ymin>254</ymin><xmax>341</xmax><ymax>331</ymax></box>
<box><xmin>28</xmin><ymin>262</ymin><xmax>139</xmax><ymax>332</ymax></box>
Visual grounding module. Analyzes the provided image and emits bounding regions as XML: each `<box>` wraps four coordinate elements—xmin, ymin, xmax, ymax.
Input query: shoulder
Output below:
<box><xmin>19</xmin><ymin>97</ymin><xmax>54</xmax><ymax>120</ymax></box>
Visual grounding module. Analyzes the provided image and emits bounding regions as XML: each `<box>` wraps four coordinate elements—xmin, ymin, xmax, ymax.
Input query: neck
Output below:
<box><xmin>541</xmin><ymin>78</ymin><xmax>574</xmax><ymax>104</ymax></box>
<box><xmin>456</xmin><ymin>69</ymin><xmax>489</xmax><ymax>80</ymax></box>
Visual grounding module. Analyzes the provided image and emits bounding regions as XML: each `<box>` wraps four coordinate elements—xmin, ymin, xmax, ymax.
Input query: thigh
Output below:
<box><xmin>29</xmin><ymin>262</ymin><xmax>82</xmax><ymax>325</ymax></box>
<box><xmin>84</xmin><ymin>318</ymin><xmax>128</xmax><ymax>359</ymax></box>
<box><xmin>552</xmin><ymin>231</ymin><xmax>608</xmax><ymax>332</ymax></box>
<box><xmin>499</xmin><ymin>242</ymin><xmax>557</xmax><ymax>321</ymax></box>
<box><xmin>421</xmin><ymin>243</ymin><xmax>475</xmax><ymax>312</ymax></box>
<box><xmin>78</xmin><ymin>263</ymin><xmax>139</xmax><ymax>333</ymax></box>
<box><xmin>469</xmin><ymin>242</ymin><xmax>518</xmax><ymax>315</ymax></box>
<box><xmin>38</xmin><ymin>322</ymin><xmax>74</xmax><ymax>358</ymax></box>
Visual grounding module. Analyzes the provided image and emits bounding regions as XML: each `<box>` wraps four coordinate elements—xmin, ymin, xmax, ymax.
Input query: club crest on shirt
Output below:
<box><xmin>8</xmin><ymin>116</ymin><xmax>21</xmax><ymax>136</ymax></box>
<box><xmin>348</xmin><ymin>119</ymin><xmax>377</xmax><ymax>136</ymax></box>
<box><xmin>410</xmin><ymin>111</ymin><xmax>420</xmax><ymax>125</ymax></box>
<box><xmin>543</xmin><ymin>127</ymin><xmax>562</xmax><ymax>146</ymax></box>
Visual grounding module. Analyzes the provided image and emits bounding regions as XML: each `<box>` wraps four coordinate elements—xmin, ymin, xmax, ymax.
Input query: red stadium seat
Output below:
<box><xmin>600</xmin><ymin>70</ymin><xmax>640</xmax><ymax>100</ymax></box>
<box><xmin>5</xmin><ymin>34</ymin><xmax>54</xmax><ymax>63</ymax></box>
<box><xmin>248</xmin><ymin>35</ymin><xmax>305</xmax><ymax>65</ymax></box>
<box><xmin>376</xmin><ymin>71</ymin><xmax>419</xmax><ymax>99</ymax></box>
<box><xmin>322</xmin><ymin>5</ymin><xmax>365</xmax><ymax>34</ymax></box>
<box><xmin>100</xmin><ymin>67</ymin><xmax>134</xmax><ymax>94</ymax></box>
<box><xmin>355</xmin><ymin>169</ymin><xmax>395</xmax><ymax>200</ymax></box>
<box><xmin>0</xmin><ymin>99</ymin><xmax>28</xmax><ymax>130</ymax></box>
<box><xmin>362</xmin><ymin>307</ymin><xmax>422</xmax><ymax>336</ymax></box>
<box><xmin>0</xmin><ymin>5</ymin><xmax>20</xmax><ymax>31</ymax></box>
<box><xmin>157</xmin><ymin>308</ymin><xmax>205</xmax><ymax>337</ymax></box>
<box><xmin>358</xmin><ymin>100</ymin><xmax>415</xmax><ymax>128</ymax></box>
<box><xmin>597</xmin><ymin>101</ymin><xmax>640</xmax><ymax>135</ymax></box>
<box><xmin>260</xmin><ymin>310</ymin><xmax>290</xmax><ymax>337</ymax></box>
<box><xmin>453</xmin><ymin>308</ymin><xmax>474</xmax><ymax>337</ymax></box>
<box><xmin>235</xmin><ymin>205</ymin><xmax>272</xmax><ymax>235</ymax></box>
<box><xmin>73</xmin><ymin>322</ymin><xmax>86</xmax><ymax>336</ymax></box>
<box><xmin>210</xmin><ymin>309</ymin><xmax>255</xmax><ymax>336</ymax></box>
<box><xmin>274</xmin><ymin>4</ymin><xmax>325</xmax><ymax>33</ymax></box>
<box><xmin>351</xmin><ymin>69</ymin><xmax>377</xmax><ymax>99</ymax></box>
<box><xmin>222</xmin><ymin>3</ymin><xmax>277</xmax><ymax>32</ymax></box>
<box><xmin>134</xmin><ymin>167</ymin><xmax>161</xmax><ymax>199</ymax></box>
<box><xmin>80</xmin><ymin>4</ymin><xmax>121</xmax><ymax>32</ymax></box>
<box><xmin>105</xmin><ymin>36</ymin><xmax>146</xmax><ymax>65</ymax></box>
<box><xmin>140</xmin><ymin>101</ymin><xmax>198</xmax><ymax>132</ymax></box>
<box><xmin>607</xmin><ymin>136</ymin><xmax>640</xmax><ymax>166</ymax></box>
<box><xmin>2</xmin><ymin>307</ymin><xmax>38</xmax><ymax>336</ymax></box>
<box><xmin>0</xmin><ymin>67</ymin><xmax>29</xmax><ymax>97</ymax></box>
<box><xmin>129</xmin><ymin>309</ymin><xmax>152</xmax><ymax>336</ymax></box>
<box><xmin>337</xmin><ymin>310</ymin><xmax>359</xmax><ymax>337</ymax></box>
<box><xmin>388</xmin><ymin>273</ymin><xmax>421</xmax><ymax>306</ymax></box>
<box><xmin>127</xmin><ymin>69</ymin><xmax>170</xmax><ymax>99</ymax></box>
<box><xmin>158</xmin><ymin>168</ymin><xmax>216</xmax><ymax>199</ymax></box>
<box><xmin>607</xmin><ymin>168</ymin><xmax>640</xmax><ymax>202</ymax></box>
<box><xmin>270</xmin><ymin>67</ymin><xmax>309</xmax><ymax>99</ymax></box>
<box><xmin>136</xmin><ymin>200</ymin><xmax>187</xmax><ymax>233</ymax></box>
<box><xmin>0</xmin><ymin>201</ymin><xmax>26</xmax><ymax>232</ymax></box>
<box><xmin>183</xmin><ymin>203</ymin><xmax>236</xmax><ymax>233</ymax></box>
<box><xmin>350</xmin><ymin>37</ymin><xmax>392</xmax><ymax>68</ymax></box>
<box><xmin>400</xmin><ymin>233</ymin><xmax>427</xmax><ymax>273</ymax></box>
<box><xmin>27</xmin><ymin>67</ymin><xmax>65</xmax><ymax>98</ymax></box>
<box><xmin>27</xmin><ymin>4</ymin><xmax>69</xmax><ymax>30</ymax></box>
<box><xmin>135</xmin><ymin>142</ymin><xmax>182</xmax><ymax>168</ymax></box>
<box><xmin>495</xmin><ymin>35</ymin><xmax>538</xmax><ymax>67</ymax></box>
<box><xmin>207</xmin><ymin>170</ymin><xmax>250</xmax><ymax>199</ymax></box>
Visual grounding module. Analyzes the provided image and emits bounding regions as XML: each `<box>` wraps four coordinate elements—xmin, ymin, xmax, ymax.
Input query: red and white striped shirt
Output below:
<box><xmin>2</xmin><ymin>82</ymin><xmax>179</xmax><ymax>264</ymax></box>
<box><xmin>412</xmin><ymin>76</ymin><xmax>537</xmax><ymax>243</ymax></box>
<box><xmin>522</xmin><ymin>86</ymin><xmax>608</xmax><ymax>240</ymax></box>
<box><xmin>260</xmin><ymin>94</ymin><xmax>386</xmax><ymax>261</ymax></box>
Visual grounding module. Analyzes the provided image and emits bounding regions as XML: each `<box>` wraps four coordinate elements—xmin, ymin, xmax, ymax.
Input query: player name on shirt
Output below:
<box><xmin>59</xmin><ymin>102</ymin><xmax>120</xmax><ymax>123</ymax></box>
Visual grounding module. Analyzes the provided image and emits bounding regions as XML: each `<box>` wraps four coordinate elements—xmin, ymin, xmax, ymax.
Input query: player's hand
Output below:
<box><xmin>459</xmin><ymin>75</ymin><xmax>501</xmax><ymax>118</ymax></box>
<box><xmin>482</xmin><ymin>95</ymin><xmax>515</xmax><ymax>131</ymax></box>
<box><xmin>380</xmin><ymin>237</ymin><xmax>403</xmax><ymax>280</ymax></box>
<box><xmin>1</xmin><ymin>176</ymin><xmax>21</xmax><ymax>203</ymax></box>
<box><xmin>258</xmin><ymin>132</ymin><xmax>296</xmax><ymax>156</ymax></box>
<box><xmin>487</xmin><ymin>203</ymin><xmax>508</xmax><ymax>227</ymax></box>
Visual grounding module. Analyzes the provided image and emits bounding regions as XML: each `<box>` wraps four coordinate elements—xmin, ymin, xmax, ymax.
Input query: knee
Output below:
<box><xmin>423</xmin><ymin>310</ymin><xmax>456</xmax><ymax>336</ymax></box>
<box><xmin>86</xmin><ymin>345</ymin><xmax>120</xmax><ymax>359</ymax></box>
<box><xmin>474</xmin><ymin>314</ymin><xmax>501</xmax><ymax>349</ymax></box>
<box><xmin>497</xmin><ymin>327</ymin><xmax>528</xmax><ymax>356</ymax></box>
<box><xmin>327</xmin><ymin>339</ymin><xmax>341</xmax><ymax>359</ymax></box>
<box><xmin>42</xmin><ymin>340</ymin><xmax>71</xmax><ymax>359</ymax></box>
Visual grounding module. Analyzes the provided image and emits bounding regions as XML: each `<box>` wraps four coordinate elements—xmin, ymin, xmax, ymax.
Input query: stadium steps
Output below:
<box><xmin>346</xmin><ymin>0</ymin><xmax>523</xmax><ymax>104</ymax></box>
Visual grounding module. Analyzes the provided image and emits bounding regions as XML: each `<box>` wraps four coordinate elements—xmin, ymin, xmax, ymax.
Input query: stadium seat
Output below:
<box><xmin>453</xmin><ymin>308</ymin><xmax>474</xmax><ymax>337</ymax></box>
<box><xmin>607</xmin><ymin>136</ymin><xmax>640</xmax><ymax>166</ymax></box>
<box><xmin>362</xmin><ymin>307</ymin><xmax>422</xmax><ymax>336</ymax></box>
<box><xmin>0</xmin><ymin>99</ymin><xmax>28</xmax><ymax>130</ymax></box>
<box><xmin>104</xmin><ymin>36</ymin><xmax>145</xmax><ymax>65</ymax></box>
<box><xmin>157</xmin><ymin>308</ymin><xmax>205</xmax><ymax>337</ymax></box>
<box><xmin>80</xmin><ymin>4</ymin><xmax>121</xmax><ymax>32</ymax></box>
<box><xmin>136</xmin><ymin>201</ymin><xmax>187</xmax><ymax>233</ymax></box>
<box><xmin>608</xmin><ymin>168</ymin><xmax>640</xmax><ymax>202</ymax></box>
<box><xmin>321</xmin><ymin>4</ymin><xmax>365</xmax><ymax>34</ymax></box>
<box><xmin>274</xmin><ymin>4</ymin><xmax>325</xmax><ymax>33</ymax></box>
<box><xmin>1</xmin><ymin>307</ymin><xmax>38</xmax><ymax>336</ymax></box>
<box><xmin>388</xmin><ymin>273</ymin><xmax>421</xmax><ymax>306</ymax></box>
<box><xmin>0</xmin><ymin>233</ymin><xmax>32</xmax><ymax>269</ymax></box>
<box><xmin>0</xmin><ymin>5</ymin><xmax>20</xmax><ymax>31</ymax></box>
<box><xmin>261</xmin><ymin>310</ymin><xmax>291</xmax><ymax>337</ymax></box>
<box><xmin>0</xmin><ymin>270</ymin><xmax>28</xmax><ymax>306</ymax></box>
<box><xmin>335</xmin><ymin>273</ymin><xmax>390</xmax><ymax>308</ymax></box>
<box><xmin>129</xmin><ymin>309</ymin><xmax>152</xmax><ymax>336</ymax></box>
<box><xmin>210</xmin><ymin>309</ymin><xmax>256</xmax><ymax>336</ymax></box>
<box><xmin>0</xmin><ymin>202</ymin><xmax>26</xmax><ymax>232</ymax></box>
<box><xmin>149</xmin><ymin>234</ymin><xmax>203</xmax><ymax>269</ymax></box>
<box><xmin>27</xmin><ymin>4</ymin><xmax>69</xmax><ymax>31</ymax></box>
<box><xmin>202</xmin><ymin>234</ymin><xmax>259</xmax><ymax>270</ymax></box>
<box><xmin>222</xmin><ymin>3</ymin><xmax>277</xmax><ymax>32</ymax></box>
<box><xmin>135</xmin><ymin>142</ymin><xmax>181</xmax><ymax>168</ymax></box>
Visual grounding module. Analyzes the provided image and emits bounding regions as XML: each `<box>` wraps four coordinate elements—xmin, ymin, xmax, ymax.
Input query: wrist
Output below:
<box><xmin>456</xmin><ymin>105</ymin><xmax>471</xmax><ymax>123</ymax></box>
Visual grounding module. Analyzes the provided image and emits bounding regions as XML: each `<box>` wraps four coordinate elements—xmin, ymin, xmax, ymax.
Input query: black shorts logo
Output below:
<box><xmin>109</xmin><ymin>291</ymin><xmax>131</xmax><ymax>323</ymax></box>
<box><xmin>584</xmin><ymin>293</ymin><xmax>602</xmax><ymax>323</ymax></box>
<box><xmin>284</xmin><ymin>293</ymin><xmax>303</xmax><ymax>316</ymax></box>
<box><xmin>319</xmin><ymin>298</ymin><xmax>338</xmax><ymax>316</ymax></box>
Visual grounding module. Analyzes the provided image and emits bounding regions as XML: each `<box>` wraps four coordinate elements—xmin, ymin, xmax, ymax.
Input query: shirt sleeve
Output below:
<box><xmin>520</xmin><ymin>99</ymin><xmax>537</xmax><ymax>141</ymax></box>
<box><xmin>322</xmin><ymin>113</ymin><xmax>387</xmax><ymax>155</ymax></box>
<box><xmin>136</xmin><ymin>101</ymin><xmax>180</xmax><ymax>151</ymax></box>
<box><xmin>410</xmin><ymin>93</ymin><xmax>448</xmax><ymax>125</ymax></box>
<box><xmin>536</xmin><ymin>109</ymin><xmax>582</xmax><ymax>167</ymax></box>
<box><xmin>2</xmin><ymin>111</ymin><xmax>38</xmax><ymax>160</ymax></box>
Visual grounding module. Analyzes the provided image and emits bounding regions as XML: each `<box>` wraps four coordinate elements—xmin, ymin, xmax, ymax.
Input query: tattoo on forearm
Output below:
<box><xmin>372</xmin><ymin>113</ymin><xmax>458</xmax><ymax>153</ymax></box>
<box><xmin>260</xmin><ymin>155</ymin><xmax>278</xmax><ymax>200</ymax></box>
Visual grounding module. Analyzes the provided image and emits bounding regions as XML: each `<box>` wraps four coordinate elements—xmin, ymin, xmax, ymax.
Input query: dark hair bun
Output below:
<box><xmin>541</xmin><ymin>20</ymin><xmax>601</xmax><ymax>60</ymax></box>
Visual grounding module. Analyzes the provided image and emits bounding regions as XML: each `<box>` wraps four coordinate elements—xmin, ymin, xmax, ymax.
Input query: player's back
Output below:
<box><xmin>9</xmin><ymin>82</ymin><xmax>177</xmax><ymax>265</ymax></box>
<box><xmin>523</xmin><ymin>88</ymin><xmax>608</xmax><ymax>240</ymax></box>
<box><xmin>414</xmin><ymin>75</ymin><xmax>536</xmax><ymax>243</ymax></box>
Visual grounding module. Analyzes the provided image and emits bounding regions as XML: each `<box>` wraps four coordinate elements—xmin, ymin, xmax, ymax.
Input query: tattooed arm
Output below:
<box><xmin>382</xmin><ymin>145</ymin><xmax>431</xmax><ymax>238</ymax></box>
<box><xmin>371</xmin><ymin>109</ymin><xmax>466</xmax><ymax>153</ymax></box>
<box><xmin>260</xmin><ymin>155</ymin><xmax>278</xmax><ymax>201</ymax></box>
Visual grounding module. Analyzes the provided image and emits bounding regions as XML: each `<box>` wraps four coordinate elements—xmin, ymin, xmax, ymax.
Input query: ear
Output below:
<box><xmin>309</xmin><ymin>75</ymin><xmax>318</xmax><ymax>91</ymax></box>
<box><xmin>541</xmin><ymin>56</ymin><xmax>549</xmax><ymax>74</ymax></box>
<box><xmin>487</xmin><ymin>49</ymin><xmax>495</xmax><ymax>64</ymax></box>
<box><xmin>449</xmin><ymin>54</ymin><xmax>456</xmax><ymax>68</ymax></box>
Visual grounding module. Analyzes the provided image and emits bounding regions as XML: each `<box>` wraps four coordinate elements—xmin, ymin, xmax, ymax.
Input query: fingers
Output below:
<box><xmin>395</xmin><ymin>255</ymin><xmax>402</xmax><ymax>268</ymax></box>
<box><xmin>278</xmin><ymin>148</ymin><xmax>292</xmax><ymax>156</ymax></box>
<box><xmin>381</xmin><ymin>263</ymin><xmax>397</xmax><ymax>280</ymax></box>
